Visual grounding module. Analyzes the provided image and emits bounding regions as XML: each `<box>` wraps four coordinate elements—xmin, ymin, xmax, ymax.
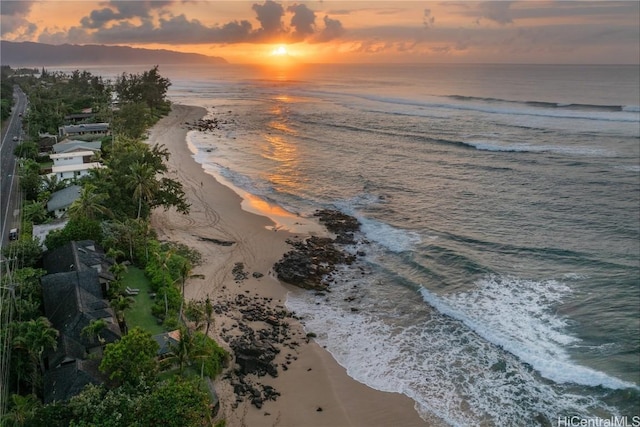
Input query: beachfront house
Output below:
<box><xmin>49</xmin><ymin>147</ymin><xmax>103</xmax><ymax>181</ymax></box>
<box><xmin>40</xmin><ymin>241</ymin><xmax>121</xmax><ymax>403</ymax></box>
<box><xmin>46</xmin><ymin>185</ymin><xmax>81</xmax><ymax>218</ymax></box>
<box><xmin>58</xmin><ymin>122</ymin><xmax>110</xmax><ymax>139</ymax></box>
<box><xmin>52</xmin><ymin>139</ymin><xmax>102</xmax><ymax>154</ymax></box>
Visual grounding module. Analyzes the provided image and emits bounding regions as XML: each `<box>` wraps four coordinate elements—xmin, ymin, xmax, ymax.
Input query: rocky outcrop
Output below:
<box><xmin>217</xmin><ymin>293</ymin><xmax>305</xmax><ymax>409</ymax></box>
<box><xmin>314</xmin><ymin>209</ymin><xmax>360</xmax><ymax>243</ymax></box>
<box><xmin>274</xmin><ymin>210</ymin><xmax>361</xmax><ymax>290</ymax></box>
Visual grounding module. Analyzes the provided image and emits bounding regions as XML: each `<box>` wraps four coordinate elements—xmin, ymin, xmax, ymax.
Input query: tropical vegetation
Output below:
<box><xmin>1</xmin><ymin>65</ymin><xmax>227</xmax><ymax>426</ymax></box>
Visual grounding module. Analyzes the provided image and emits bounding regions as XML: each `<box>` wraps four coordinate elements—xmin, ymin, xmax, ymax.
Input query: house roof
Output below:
<box><xmin>153</xmin><ymin>330</ymin><xmax>181</xmax><ymax>356</ymax></box>
<box><xmin>43</xmin><ymin>240</ymin><xmax>115</xmax><ymax>282</ymax></box>
<box><xmin>41</xmin><ymin>270</ymin><xmax>121</xmax><ymax>348</ymax></box>
<box><xmin>47</xmin><ymin>185</ymin><xmax>81</xmax><ymax>212</ymax></box>
<box><xmin>53</xmin><ymin>140</ymin><xmax>102</xmax><ymax>154</ymax></box>
<box><xmin>40</xmin><ymin>241</ymin><xmax>122</xmax><ymax>404</ymax></box>
<box><xmin>50</xmin><ymin>149</ymin><xmax>96</xmax><ymax>159</ymax></box>
<box><xmin>60</xmin><ymin>123</ymin><xmax>109</xmax><ymax>134</ymax></box>
<box><xmin>43</xmin><ymin>359</ymin><xmax>103</xmax><ymax>403</ymax></box>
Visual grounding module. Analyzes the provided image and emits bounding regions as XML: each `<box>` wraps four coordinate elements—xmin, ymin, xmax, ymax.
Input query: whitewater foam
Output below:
<box><xmin>421</xmin><ymin>275</ymin><xmax>638</xmax><ymax>390</ymax></box>
<box><xmin>286</xmin><ymin>267</ymin><xmax>613</xmax><ymax>426</ymax></box>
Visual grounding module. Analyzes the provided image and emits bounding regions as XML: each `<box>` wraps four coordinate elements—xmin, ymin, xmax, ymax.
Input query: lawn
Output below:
<box><xmin>123</xmin><ymin>266</ymin><xmax>165</xmax><ymax>335</ymax></box>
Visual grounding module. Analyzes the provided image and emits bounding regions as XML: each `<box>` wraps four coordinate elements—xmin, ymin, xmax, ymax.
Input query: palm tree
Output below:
<box><xmin>41</xmin><ymin>174</ymin><xmax>66</xmax><ymax>194</ymax></box>
<box><xmin>128</xmin><ymin>161</ymin><xmax>157</xmax><ymax>219</ymax></box>
<box><xmin>111</xmin><ymin>294</ymin><xmax>135</xmax><ymax>330</ymax></box>
<box><xmin>12</xmin><ymin>317</ymin><xmax>58</xmax><ymax>394</ymax></box>
<box><xmin>22</xmin><ymin>200</ymin><xmax>48</xmax><ymax>224</ymax></box>
<box><xmin>81</xmin><ymin>318</ymin><xmax>108</xmax><ymax>346</ymax></box>
<box><xmin>204</xmin><ymin>295</ymin><xmax>214</xmax><ymax>337</ymax></box>
<box><xmin>1</xmin><ymin>393</ymin><xmax>41</xmax><ymax>427</ymax></box>
<box><xmin>178</xmin><ymin>260</ymin><xmax>192</xmax><ymax>324</ymax></box>
<box><xmin>68</xmin><ymin>183</ymin><xmax>111</xmax><ymax>220</ymax></box>
<box><xmin>164</xmin><ymin>328</ymin><xmax>192</xmax><ymax>375</ymax></box>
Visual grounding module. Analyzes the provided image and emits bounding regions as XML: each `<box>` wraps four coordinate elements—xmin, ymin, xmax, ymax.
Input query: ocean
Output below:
<box><xmin>82</xmin><ymin>63</ymin><xmax>640</xmax><ymax>425</ymax></box>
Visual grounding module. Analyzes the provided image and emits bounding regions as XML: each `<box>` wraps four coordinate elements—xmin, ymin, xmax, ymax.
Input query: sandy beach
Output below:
<box><xmin>147</xmin><ymin>104</ymin><xmax>429</xmax><ymax>427</ymax></box>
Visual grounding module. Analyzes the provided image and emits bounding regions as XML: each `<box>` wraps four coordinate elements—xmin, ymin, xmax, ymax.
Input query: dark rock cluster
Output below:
<box><xmin>314</xmin><ymin>209</ymin><xmax>360</xmax><ymax>243</ymax></box>
<box><xmin>232</xmin><ymin>262</ymin><xmax>248</xmax><ymax>282</ymax></box>
<box><xmin>274</xmin><ymin>210</ymin><xmax>361</xmax><ymax>290</ymax></box>
<box><xmin>217</xmin><ymin>293</ymin><xmax>305</xmax><ymax>409</ymax></box>
<box><xmin>185</xmin><ymin>118</ymin><xmax>221</xmax><ymax>132</ymax></box>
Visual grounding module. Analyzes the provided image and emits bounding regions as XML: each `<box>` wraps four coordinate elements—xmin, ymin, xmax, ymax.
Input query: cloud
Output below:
<box><xmin>251</xmin><ymin>0</ymin><xmax>285</xmax><ymax>40</ymax></box>
<box><xmin>0</xmin><ymin>0</ymin><xmax>36</xmax><ymax>36</ymax></box>
<box><xmin>288</xmin><ymin>3</ymin><xmax>316</xmax><ymax>40</ymax></box>
<box><xmin>64</xmin><ymin>0</ymin><xmax>344</xmax><ymax>46</ymax></box>
<box><xmin>0</xmin><ymin>16</ymin><xmax>37</xmax><ymax>39</ymax></box>
<box><xmin>80</xmin><ymin>0</ymin><xmax>175</xmax><ymax>29</ymax></box>
<box><xmin>0</xmin><ymin>0</ymin><xmax>35</xmax><ymax>16</ymax></box>
<box><xmin>477</xmin><ymin>1</ymin><xmax>514</xmax><ymax>25</ymax></box>
<box><xmin>89</xmin><ymin>14</ymin><xmax>254</xmax><ymax>44</ymax></box>
<box><xmin>314</xmin><ymin>15</ymin><xmax>344</xmax><ymax>43</ymax></box>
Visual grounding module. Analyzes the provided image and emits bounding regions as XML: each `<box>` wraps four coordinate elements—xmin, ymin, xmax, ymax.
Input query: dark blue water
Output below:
<box><xmin>162</xmin><ymin>63</ymin><xmax>640</xmax><ymax>425</ymax></box>
<box><xmin>73</xmin><ymin>63</ymin><xmax>639</xmax><ymax>425</ymax></box>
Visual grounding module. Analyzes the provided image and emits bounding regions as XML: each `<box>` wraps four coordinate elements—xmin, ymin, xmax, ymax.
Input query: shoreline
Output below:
<box><xmin>148</xmin><ymin>103</ymin><xmax>429</xmax><ymax>426</ymax></box>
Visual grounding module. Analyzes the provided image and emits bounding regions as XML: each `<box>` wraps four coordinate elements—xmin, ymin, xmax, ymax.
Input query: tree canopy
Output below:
<box><xmin>99</xmin><ymin>327</ymin><xmax>159</xmax><ymax>386</ymax></box>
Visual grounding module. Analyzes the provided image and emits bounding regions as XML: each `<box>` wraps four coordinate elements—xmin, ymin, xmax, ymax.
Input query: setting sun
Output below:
<box><xmin>271</xmin><ymin>45</ymin><xmax>288</xmax><ymax>56</ymax></box>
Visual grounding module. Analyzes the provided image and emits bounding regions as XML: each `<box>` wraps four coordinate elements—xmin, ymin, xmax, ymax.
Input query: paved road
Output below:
<box><xmin>0</xmin><ymin>85</ymin><xmax>27</xmax><ymax>248</ymax></box>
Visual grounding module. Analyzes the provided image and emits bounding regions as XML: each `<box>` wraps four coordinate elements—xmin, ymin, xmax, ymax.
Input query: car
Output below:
<box><xmin>18</xmin><ymin>113</ymin><xmax>22</xmax><ymax>117</ymax></box>
<box><xmin>12</xmin><ymin>136</ymin><xmax>18</xmax><ymax>141</ymax></box>
<box><xmin>9</xmin><ymin>228</ymin><xmax>18</xmax><ymax>241</ymax></box>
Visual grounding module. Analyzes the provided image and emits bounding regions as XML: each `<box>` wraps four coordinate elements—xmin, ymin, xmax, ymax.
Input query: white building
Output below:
<box><xmin>49</xmin><ymin>148</ymin><xmax>103</xmax><ymax>181</ymax></box>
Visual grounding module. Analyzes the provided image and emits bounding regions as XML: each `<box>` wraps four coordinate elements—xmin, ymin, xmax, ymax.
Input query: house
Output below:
<box><xmin>43</xmin><ymin>240</ymin><xmax>115</xmax><ymax>290</ymax></box>
<box><xmin>153</xmin><ymin>329</ymin><xmax>181</xmax><ymax>358</ymax></box>
<box><xmin>37</xmin><ymin>132</ymin><xmax>58</xmax><ymax>153</ymax></box>
<box><xmin>49</xmin><ymin>147</ymin><xmax>103</xmax><ymax>181</ymax></box>
<box><xmin>43</xmin><ymin>359</ymin><xmax>102</xmax><ymax>404</ymax></box>
<box><xmin>52</xmin><ymin>139</ymin><xmax>101</xmax><ymax>154</ymax></box>
<box><xmin>64</xmin><ymin>112</ymin><xmax>95</xmax><ymax>124</ymax></box>
<box><xmin>46</xmin><ymin>185</ymin><xmax>81</xmax><ymax>218</ymax></box>
<box><xmin>58</xmin><ymin>123</ymin><xmax>110</xmax><ymax>138</ymax></box>
<box><xmin>40</xmin><ymin>241</ymin><xmax>121</xmax><ymax>403</ymax></box>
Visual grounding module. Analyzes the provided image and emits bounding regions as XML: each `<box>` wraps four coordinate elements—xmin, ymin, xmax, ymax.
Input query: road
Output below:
<box><xmin>0</xmin><ymin>85</ymin><xmax>27</xmax><ymax>249</ymax></box>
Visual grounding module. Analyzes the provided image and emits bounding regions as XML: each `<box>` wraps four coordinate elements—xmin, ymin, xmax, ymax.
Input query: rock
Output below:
<box><xmin>274</xmin><ymin>235</ymin><xmax>357</xmax><ymax>290</ymax></box>
<box><xmin>230</xmin><ymin>337</ymin><xmax>279</xmax><ymax>377</ymax></box>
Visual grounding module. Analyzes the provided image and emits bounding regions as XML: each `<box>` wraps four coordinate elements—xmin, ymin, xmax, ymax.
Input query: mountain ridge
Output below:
<box><xmin>0</xmin><ymin>41</ymin><xmax>227</xmax><ymax>66</ymax></box>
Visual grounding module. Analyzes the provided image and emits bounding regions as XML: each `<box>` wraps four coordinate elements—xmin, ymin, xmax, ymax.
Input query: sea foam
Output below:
<box><xmin>421</xmin><ymin>275</ymin><xmax>638</xmax><ymax>390</ymax></box>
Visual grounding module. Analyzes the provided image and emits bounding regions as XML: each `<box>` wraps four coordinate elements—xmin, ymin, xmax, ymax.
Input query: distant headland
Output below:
<box><xmin>0</xmin><ymin>40</ymin><xmax>227</xmax><ymax>67</ymax></box>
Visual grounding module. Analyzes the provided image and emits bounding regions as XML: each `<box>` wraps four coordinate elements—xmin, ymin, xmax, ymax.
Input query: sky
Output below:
<box><xmin>1</xmin><ymin>0</ymin><xmax>639</xmax><ymax>64</ymax></box>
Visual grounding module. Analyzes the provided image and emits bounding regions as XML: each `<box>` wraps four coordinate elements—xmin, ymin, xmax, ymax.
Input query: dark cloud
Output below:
<box><xmin>81</xmin><ymin>8</ymin><xmax>120</xmax><ymax>29</ymax></box>
<box><xmin>0</xmin><ymin>0</ymin><xmax>34</xmax><ymax>16</ymax></box>
<box><xmin>90</xmin><ymin>14</ymin><xmax>254</xmax><ymax>44</ymax></box>
<box><xmin>80</xmin><ymin>0</ymin><xmax>176</xmax><ymax>29</ymax></box>
<box><xmin>68</xmin><ymin>0</ymin><xmax>344</xmax><ymax>46</ymax></box>
<box><xmin>287</xmin><ymin>4</ymin><xmax>316</xmax><ymax>40</ymax></box>
<box><xmin>251</xmin><ymin>0</ymin><xmax>285</xmax><ymax>39</ymax></box>
<box><xmin>477</xmin><ymin>1</ymin><xmax>514</xmax><ymax>25</ymax></box>
<box><xmin>314</xmin><ymin>15</ymin><xmax>344</xmax><ymax>43</ymax></box>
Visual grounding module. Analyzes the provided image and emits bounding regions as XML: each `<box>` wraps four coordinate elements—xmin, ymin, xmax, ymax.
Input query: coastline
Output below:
<box><xmin>147</xmin><ymin>103</ymin><xmax>429</xmax><ymax>427</ymax></box>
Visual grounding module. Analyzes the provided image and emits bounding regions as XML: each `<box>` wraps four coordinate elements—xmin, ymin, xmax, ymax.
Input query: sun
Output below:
<box><xmin>271</xmin><ymin>45</ymin><xmax>288</xmax><ymax>56</ymax></box>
